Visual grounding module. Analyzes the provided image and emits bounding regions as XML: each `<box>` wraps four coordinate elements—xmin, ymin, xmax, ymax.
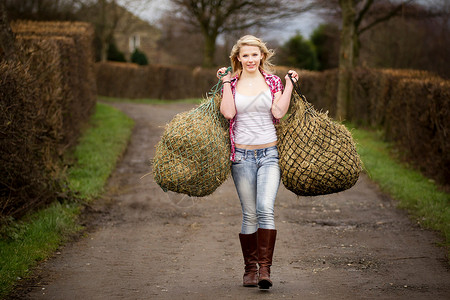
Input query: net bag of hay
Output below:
<box><xmin>277</xmin><ymin>77</ymin><xmax>362</xmax><ymax>196</ymax></box>
<box><xmin>152</xmin><ymin>92</ymin><xmax>231</xmax><ymax>197</ymax></box>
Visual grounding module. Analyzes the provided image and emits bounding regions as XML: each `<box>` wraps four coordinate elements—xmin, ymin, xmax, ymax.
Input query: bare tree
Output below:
<box><xmin>360</xmin><ymin>1</ymin><xmax>450</xmax><ymax>79</ymax></box>
<box><xmin>310</xmin><ymin>0</ymin><xmax>447</xmax><ymax>118</ymax></box>
<box><xmin>336</xmin><ymin>0</ymin><xmax>415</xmax><ymax>119</ymax></box>
<box><xmin>170</xmin><ymin>0</ymin><xmax>314</xmax><ymax>67</ymax></box>
<box><xmin>157</xmin><ymin>13</ymin><xmax>205</xmax><ymax>66</ymax></box>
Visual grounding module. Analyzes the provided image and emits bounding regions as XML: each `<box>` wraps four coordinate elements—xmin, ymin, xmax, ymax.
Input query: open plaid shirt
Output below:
<box><xmin>223</xmin><ymin>69</ymin><xmax>284</xmax><ymax>161</ymax></box>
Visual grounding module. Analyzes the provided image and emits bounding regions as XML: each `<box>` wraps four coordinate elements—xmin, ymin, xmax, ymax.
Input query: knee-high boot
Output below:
<box><xmin>257</xmin><ymin>228</ymin><xmax>277</xmax><ymax>289</ymax></box>
<box><xmin>238</xmin><ymin>232</ymin><xmax>258</xmax><ymax>287</ymax></box>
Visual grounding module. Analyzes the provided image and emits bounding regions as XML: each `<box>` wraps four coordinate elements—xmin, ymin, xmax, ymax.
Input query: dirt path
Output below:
<box><xmin>12</xmin><ymin>102</ymin><xmax>449</xmax><ymax>300</ymax></box>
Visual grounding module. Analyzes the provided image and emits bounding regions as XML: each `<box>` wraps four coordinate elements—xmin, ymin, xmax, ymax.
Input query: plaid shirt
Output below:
<box><xmin>223</xmin><ymin>69</ymin><xmax>284</xmax><ymax>161</ymax></box>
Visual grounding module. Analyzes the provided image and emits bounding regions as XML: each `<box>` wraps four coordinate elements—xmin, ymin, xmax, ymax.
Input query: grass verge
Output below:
<box><xmin>0</xmin><ymin>102</ymin><xmax>134</xmax><ymax>298</ymax></box>
<box><xmin>0</xmin><ymin>203</ymin><xmax>82</xmax><ymax>297</ymax></box>
<box><xmin>350</xmin><ymin>124</ymin><xmax>450</xmax><ymax>251</ymax></box>
<box><xmin>67</xmin><ymin>102</ymin><xmax>135</xmax><ymax>199</ymax></box>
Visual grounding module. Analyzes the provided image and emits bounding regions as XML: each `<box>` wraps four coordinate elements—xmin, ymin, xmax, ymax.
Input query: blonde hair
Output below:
<box><xmin>230</xmin><ymin>35</ymin><xmax>275</xmax><ymax>75</ymax></box>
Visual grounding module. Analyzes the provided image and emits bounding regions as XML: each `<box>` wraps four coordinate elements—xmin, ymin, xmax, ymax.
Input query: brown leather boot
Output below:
<box><xmin>257</xmin><ymin>228</ymin><xmax>277</xmax><ymax>289</ymax></box>
<box><xmin>238</xmin><ymin>231</ymin><xmax>258</xmax><ymax>287</ymax></box>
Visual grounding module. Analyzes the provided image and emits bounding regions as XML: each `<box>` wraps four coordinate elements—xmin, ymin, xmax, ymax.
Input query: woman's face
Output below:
<box><xmin>238</xmin><ymin>45</ymin><xmax>263</xmax><ymax>73</ymax></box>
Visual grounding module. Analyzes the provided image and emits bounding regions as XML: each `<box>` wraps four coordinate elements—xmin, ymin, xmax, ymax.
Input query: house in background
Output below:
<box><xmin>113</xmin><ymin>9</ymin><xmax>160</xmax><ymax>63</ymax></box>
<box><xmin>76</xmin><ymin>2</ymin><xmax>161</xmax><ymax>63</ymax></box>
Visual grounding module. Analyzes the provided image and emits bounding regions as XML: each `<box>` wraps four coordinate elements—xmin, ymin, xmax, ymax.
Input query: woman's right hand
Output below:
<box><xmin>217</xmin><ymin>67</ymin><xmax>231</xmax><ymax>82</ymax></box>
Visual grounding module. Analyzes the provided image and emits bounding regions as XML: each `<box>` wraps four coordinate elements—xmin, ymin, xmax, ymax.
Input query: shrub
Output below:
<box><xmin>107</xmin><ymin>42</ymin><xmax>126</xmax><ymax>62</ymax></box>
<box><xmin>278</xmin><ymin>34</ymin><xmax>319</xmax><ymax>71</ymax></box>
<box><xmin>131</xmin><ymin>48</ymin><xmax>148</xmax><ymax>65</ymax></box>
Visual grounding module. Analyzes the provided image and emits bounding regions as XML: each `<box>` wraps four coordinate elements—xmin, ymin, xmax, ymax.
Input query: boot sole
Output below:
<box><xmin>258</xmin><ymin>279</ymin><xmax>272</xmax><ymax>289</ymax></box>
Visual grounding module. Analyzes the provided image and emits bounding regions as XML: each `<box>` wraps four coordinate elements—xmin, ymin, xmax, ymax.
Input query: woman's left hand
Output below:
<box><xmin>285</xmin><ymin>70</ymin><xmax>299</xmax><ymax>84</ymax></box>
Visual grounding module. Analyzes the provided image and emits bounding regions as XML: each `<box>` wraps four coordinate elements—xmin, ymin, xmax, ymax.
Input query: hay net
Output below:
<box><xmin>152</xmin><ymin>75</ymin><xmax>231</xmax><ymax>197</ymax></box>
<box><xmin>277</xmin><ymin>75</ymin><xmax>362</xmax><ymax>196</ymax></box>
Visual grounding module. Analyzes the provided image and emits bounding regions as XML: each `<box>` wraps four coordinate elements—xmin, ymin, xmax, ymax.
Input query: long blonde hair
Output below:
<box><xmin>230</xmin><ymin>35</ymin><xmax>275</xmax><ymax>76</ymax></box>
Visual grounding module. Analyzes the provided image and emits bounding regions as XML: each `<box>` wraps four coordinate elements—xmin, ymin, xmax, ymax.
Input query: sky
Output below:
<box><xmin>126</xmin><ymin>0</ymin><xmax>443</xmax><ymax>42</ymax></box>
<box><xmin>130</xmin><ymin>0</ymin><xmax>322</xmax><ymax>42</ymax></box>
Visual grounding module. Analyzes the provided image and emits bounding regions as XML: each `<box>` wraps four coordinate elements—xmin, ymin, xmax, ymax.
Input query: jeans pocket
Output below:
<box><xmin>266</xmin><ymin>148</ymin><xmax>279</xmax><ymax>159</ymax></box>
<box><xmin>233</xmin><ymin>153</ymin><xmax>245</xmax><ymax>164</ymax></box>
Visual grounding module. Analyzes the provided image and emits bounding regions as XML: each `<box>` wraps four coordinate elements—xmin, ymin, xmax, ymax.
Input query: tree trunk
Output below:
<box><xmin>337</xmin><ymin>0</ymin><xmax>357</xmax><ymax>120</ymax></box>
<box><xmin>99</xmin><ymin>0</ymin><xmax>108</xmax><ymax>62</ymax></box>
<box><xmin>0</xmin><ymin>1</ymin><xmax>18</xmax><ymax>62</ymax></box>
<box><xmin>203</xmin><ymin>34</ymin><xmax>217</xmax><ymax>68</ymax></box>
<box><xmin>100</xmin><ymin>35</ymin><xmax>108</xmax><ymax>62</ymax></box>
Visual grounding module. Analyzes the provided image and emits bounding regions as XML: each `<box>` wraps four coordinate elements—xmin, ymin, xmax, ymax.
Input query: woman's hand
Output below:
<box><xmin>217</xmin><ymin>67</ymin><xmax>231</xmax><ymax>82</ymax></box>
<box><xmin>218</xmin><ymin>67</ymin><xmax>236</xmax><ymax>119</ymax></box>
<box><xmin>272</xmin><ymin>70</ymin><xmax>299</xmax><ymax>119</ymax></box>
<box><xmin>285</xmin><ymin>70</ymin><xmax>299</xmax><ymax>85</ymax></box>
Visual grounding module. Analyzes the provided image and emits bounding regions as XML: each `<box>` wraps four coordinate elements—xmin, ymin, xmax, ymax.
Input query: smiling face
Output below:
<box><xmin>238</xmin><ymin>45</ymin><xmax>264</xmax><ymax>74</ymax></box>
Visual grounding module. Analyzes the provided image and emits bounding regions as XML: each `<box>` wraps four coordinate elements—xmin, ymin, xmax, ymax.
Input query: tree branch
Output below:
<box><xmin>358</xmin><ymin>0</ymin><xmax>414</xmax><ymax>34</ymax></box>
<box><xmin>355</xmin><ymin>0</ymin><xmax>374</xmax><ymax>30</ymax></box>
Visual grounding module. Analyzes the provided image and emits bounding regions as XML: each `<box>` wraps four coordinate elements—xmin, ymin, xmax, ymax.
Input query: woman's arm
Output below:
<box><xmin>217</xmin><ymin>67</ymin><xmax>236</xmax><ymax>120</ymax></box>
<box><xmin>271</xmin><ymin>70</ymin><xmax>298</xmax><ymax>120</ymax></box>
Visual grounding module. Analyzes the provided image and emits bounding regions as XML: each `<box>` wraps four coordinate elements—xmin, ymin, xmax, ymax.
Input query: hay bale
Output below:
<box><xmin>153</xmin><ymin>95</ymin><xmax>231</xmax><ymax>196</ymax></box>
<box><xmin>277</xmin><ymin>90</ymin><xmax>362</xmax><ymax>196</ymax></box>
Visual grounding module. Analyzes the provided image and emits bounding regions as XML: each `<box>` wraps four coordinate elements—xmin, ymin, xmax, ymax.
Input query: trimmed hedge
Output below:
<box><xmin>387</xmin><ymin>77</ymin><xmax>449</xmax><ymax>185</ymax></box>
<box><xmin>12</xmin><ymin>21</ymin><xmax>97</xmax><ymax>149</ymax></box>
<box><xmin>275</xmin><ymin>67</ymin><xmax>338</xmax><ymax>116</ymax></box>
<box><xmin>350</xmin><ymin>68</ymin><xmax>448</xmax><ymax>186</ymax></box>
<box><xmin>95</xmin><ymin>62</ymin><xmax>217</xmax><ymax>100</ymax></box>
<box><xmin>351</xmin><ymin>68</ymin><xmax>437</xmax><ymax>126</ymax></box>
<box><xmin>0</xmin><ymin>21</ymin><xmax>96</xmax><ymax>219</ymax></box>
<box><xmin>1</xmin><ymin>53</ymin><xmax>61</xmax><ymax>218</ymax></box>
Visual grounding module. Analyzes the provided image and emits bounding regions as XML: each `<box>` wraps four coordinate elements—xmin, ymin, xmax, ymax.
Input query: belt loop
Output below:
<box><xmin>264</xmin><ymin>148</ymin><xmax>267</xmax><ymax>157</ymax></box>
<box><xmin>244</xmin><ymin>149</ymin><xmax>248</xmax><ymax>159</ymax></box>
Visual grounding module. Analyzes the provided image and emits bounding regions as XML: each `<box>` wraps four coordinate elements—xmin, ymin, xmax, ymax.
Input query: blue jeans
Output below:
<box><xmin>231</xmin><ymin>146</ymin><xmax>281</xmax><ymax>234</ymax></box>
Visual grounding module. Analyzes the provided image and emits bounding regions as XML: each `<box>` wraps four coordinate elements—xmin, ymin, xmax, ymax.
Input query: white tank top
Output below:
<box><xmin>234</xmin><ymin>89</ymin><xmax>277</xmax><ymax>145</ymax></box>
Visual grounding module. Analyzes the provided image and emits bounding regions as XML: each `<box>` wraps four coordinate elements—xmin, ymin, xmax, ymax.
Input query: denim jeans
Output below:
<box><xmin>231</xmin><ymin>146</ymin><xmax>281</xmax><ymax>234</ymax></box>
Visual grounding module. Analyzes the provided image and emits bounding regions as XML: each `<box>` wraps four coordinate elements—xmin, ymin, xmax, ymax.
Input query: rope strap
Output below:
<box><xmin>288</xmin><ymin>72</ymin><xmax>317</xmax><ymax>117</ymax></box>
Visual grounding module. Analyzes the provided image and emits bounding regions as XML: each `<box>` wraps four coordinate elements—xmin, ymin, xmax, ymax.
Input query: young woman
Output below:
<box><xmin>217</xmin><ymin>35</ymin><xmax>298</xmax><ymax>289</ymax></box>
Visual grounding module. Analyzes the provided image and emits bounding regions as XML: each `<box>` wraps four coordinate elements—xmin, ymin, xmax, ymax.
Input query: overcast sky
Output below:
<box><xmin>130</xmin><ymin>1</ymin><xmax>322</xmax><ymax>42</ymax></box>
<box><xmin>127</xmin><ymin>0</ymin><xmax>443</xmax><ymax>42</ymax></box>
